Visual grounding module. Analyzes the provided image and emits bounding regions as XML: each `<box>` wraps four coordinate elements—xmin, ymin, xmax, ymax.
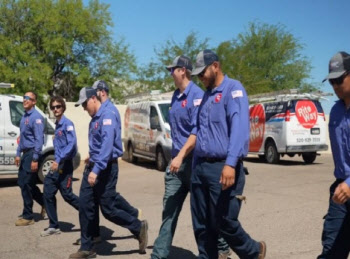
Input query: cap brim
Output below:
<box><xmin>322</xmin><ymin>71</ymin><xmax>346</xmax><ymax>82</ymax></box>
<box><xmin>74</xmin><ymin>98</ymin><xmax>87</xmax><ymax>107</ymax></box>
<box><xmin>166</xmin><ymin>65</ymin><xmax>175</xmax><ymax>71</ymax></box>
<box><xmin>191</xmin><ymin>66</ymin><xmax>206</xmax><ymax>76</ymax></box>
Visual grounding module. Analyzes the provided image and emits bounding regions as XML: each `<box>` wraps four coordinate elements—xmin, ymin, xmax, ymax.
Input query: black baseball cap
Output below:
<box><xmin>75</xmin><ymin>87</ymin><xmax>97</xmax><ymax>107</ymax></box>
<box><xmin>92</xmin><ymin>80</ymin><xmax>109</xmax><ymax>92</ymax></box>
<box><xmin>191</xmin><ymin>49</ymin><xmax>219</xmax><ymax>76</ymax></box>
<box><xmin>323</xmin><ymin>51</ymin><xmax>350</xmax><ymax>82</ymax></box>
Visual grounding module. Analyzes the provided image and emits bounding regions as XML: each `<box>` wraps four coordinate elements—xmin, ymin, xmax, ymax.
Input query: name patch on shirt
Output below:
<box><xmin>67</xmin><ymin>125</ymin><xmax>74</xmax><ymax>131</ymax></box>
<box><xmin>193</xmin><ymin>99</ymin><xmax>202</xmax><ymax>106</ymax></box>
<box><xmin>215</xmin><ymin>93</ymin><xmax>222</xmax><ymax>103</ymax></box>
<box><xmin>103</xmin><ymin>119</ymin><xmax>112</xmax><ymax>125</ymax></box>
<box><xmin>36</xmin><ymin>119</ymin><xmax>42</xmax><ymax>124</ymax></box>
<box><xmin>181</xmin><ymin>99</ymin><xmax>188</xmax><ymax>108</ymax></box>
<box><xmin>231</xmin><ymin>90</ymin><xmax>243</xmax><ymax>99</ymax></box>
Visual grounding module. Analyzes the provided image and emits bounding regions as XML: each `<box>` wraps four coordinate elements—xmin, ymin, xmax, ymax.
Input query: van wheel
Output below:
<box><xmin>156</xmin><ymin>148</ymin><xmax>166</xmax><ymax>171</ymax></box>
<box><xmin>128</xmin><ymin>144</ymin><xmax>137</xmax><ymax>163</ymax></box>
<box><xmin>302</xmin><ymin>152</ymin><xmax>317</xmax><ymax>164</ymax></box>
<box><xmin>38</xmin><ymin>155</ymin><xmax>55</xmax><ymax>183</ymax></box>
<box><xmin>265</xmin><ymin>141</ymin><xmax>280</xmax><ymax>164</ymax></box>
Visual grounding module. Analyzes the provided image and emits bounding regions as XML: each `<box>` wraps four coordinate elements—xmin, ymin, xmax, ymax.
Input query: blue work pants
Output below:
<box><xmin>191</xmin><ymin>160</ymin><xmax>259</xmax><ymax>259</ymax></box>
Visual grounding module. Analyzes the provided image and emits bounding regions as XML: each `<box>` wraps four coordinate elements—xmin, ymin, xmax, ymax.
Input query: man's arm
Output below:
<box><xmin>170</xmin><ymin>134</ymin><xmax>196</xmax><ymax>173</ymax></box>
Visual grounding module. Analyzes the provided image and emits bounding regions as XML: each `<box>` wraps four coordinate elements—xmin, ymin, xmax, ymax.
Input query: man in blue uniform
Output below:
<box><xmin>41</xmin><ymin>96</ymin><xmax>80</xmax><ymax>236</ymax></box>
<box><xmin>69</xmin><ymin>87</ymin><xmax>148</xmax><ymax>259</ymax></box>
<box><xmin>151</xmin><ymin>55</ymin><xmax>230</xmax><ymax>259</ymax></box>
<box><xmin>190</xmin><ymin>50</ymin><xmax>266</xmax><ymax>259</ymax></box>
<box><xmin>318</xmin><ymin>51</ymin><xmax>350</xmax><ymax>259</ymax></box>
<box><xmin>15</xmin><ymin>91</ymin><xmax>46</xmax><ymax>226</ymax></box>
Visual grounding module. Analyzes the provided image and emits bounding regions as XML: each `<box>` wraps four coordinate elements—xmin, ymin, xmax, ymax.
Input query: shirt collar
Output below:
<box><xmin>211</xmin><ymin>75</ymin><xmax>228</xmax><ymax>94</ymax></box>
<box><xmin>176</xmin><ymin>81</ymin><xmax>193</xmax><ymax>99</ymax></box>
<box><xmin>25</xmin><ymin>107</ymin><xmax>35</xmax><ymax>115</ymax></box>
<box><xmin>56</xmin><ymin>114</ymin><xmax>66</xmax><ymax>126</ymax></box>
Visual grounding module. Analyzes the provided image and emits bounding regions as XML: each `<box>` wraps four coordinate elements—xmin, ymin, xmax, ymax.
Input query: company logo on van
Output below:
<box><xmin>295</xmin><ymin>100</ymin><xmax>318</xmax><ymax>129</ymax></box>
<box><xmin>249</xmin><ymin>104</ymin><xmax>265</xmax><ymax>152</ymax></box>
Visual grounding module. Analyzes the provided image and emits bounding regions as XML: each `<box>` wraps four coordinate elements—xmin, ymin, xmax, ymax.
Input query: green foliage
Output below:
<box><xmin>0</xmin><ymin>0</ymin><xmax>136</xmax><ymax>108</ymax></box>
<box><xmin>217</xmin><ymin>22</ymin><xmax>316</xmax><ymax>95</ymax></box>
<box><xmin>137</xmin><ymin>32</ymin><xmax>210</xmax><ymax>92</ymax></box>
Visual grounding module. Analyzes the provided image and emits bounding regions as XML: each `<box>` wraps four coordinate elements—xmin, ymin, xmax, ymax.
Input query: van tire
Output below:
<box><xmin>38</xmin><ymin>154</ymin><xmax>55</xmax><ymax>183</ymax></box>
<box><xmin>128</xmin><ymin>144</ymin><xmax>138</xmax><ymax>163</ymax></box>
<box><xmin>265</xmin><ymin>141</ymin><xmax>280</xmax><ymax>164</ymax></box>
<box><xmin>156</xmin><ymin>148</ymin><xmax>166</xmax><ymax>171</ymax></box>
<box><xmin>302</xmin><ymin>152</ymin><xmax>317</xmax><ymax>164</ymax></box>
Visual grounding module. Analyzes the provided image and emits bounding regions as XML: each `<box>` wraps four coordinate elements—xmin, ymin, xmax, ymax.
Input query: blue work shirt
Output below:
<box><xmin>101</xmin><ymin>99</ymin><xmax>123</xmax><ymax>158</ymax></box>
<box><xmin>194</xmin><ymin>75</ymin><xmax>250</xmax><ymax>168</ymax></box>
<box><xmin>329</xmin><ymin>100</ymin><xmax>350</xmax><ymax>187</ymax></box>
<box><xmin>16</xmin><ymin>107</ymin><xmax>44</xmax><ymax>160</ymax></box>
<box><xmin>169</xmin><ymin>81</ymin><xmax>203</xmax><ymax>157</ymax></box>
<box><xmin>89</xmin><ymin>105</ymin><xmax>117</xmax><ymax>175</ymax></box>
<box><xmin>54</xmin><ymin>115</ymin><xmax>77</xmax><ymax>164</ymax></box>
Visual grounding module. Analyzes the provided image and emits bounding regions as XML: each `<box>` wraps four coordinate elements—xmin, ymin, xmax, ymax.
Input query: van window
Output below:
<box><xmin>158</xmin><ymin>103</ymin><xmax>170</xmax><ymax>123</ymax></box>
<box><xmin>9</xmin><ymin>101</ymin><xmax>24</xmax><ymax>127</ymax></box>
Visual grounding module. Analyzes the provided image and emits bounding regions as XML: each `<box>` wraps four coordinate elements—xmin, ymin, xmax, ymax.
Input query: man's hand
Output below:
<box><xmin>15</xmin><ymin>156</ymin><xmax>20</xmax><ymax>167</ymax></box>
<box><xmin>51</xmin><ymin>161</ymin><xmax>58</xmax><ymax>172</ymax></box>
<box><xmin>220</xmin><ymin>165</ymin><xmax>236</xmax><ymax>190</ymax></box>
<box><xmin>84</xmin><ymin>156</ymin><xmax>90</xmax><ymax>165</ymax></box>
<box><xmin>169</xmin><ymin>156</ymin><xmax>183</xmax><ymax>173</ymax></box>
<box><xmin>88</xmin><ymin>172</ymin><xmax>97</xmax><ymax>187</ymax></box>
<box><xmin>31</xmin><ymin>161</ymin><xmax>38</xmax><ymax>172</ymax></box>
<box><xmin>332</xmin><ymin>182</ymin><xmax>350</xmax><ymax>204</ymax></box>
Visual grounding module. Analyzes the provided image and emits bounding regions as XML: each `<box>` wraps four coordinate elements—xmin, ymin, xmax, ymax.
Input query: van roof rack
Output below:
<box><xmin>248</xmin><ymin>89</ymin><xmax>333</xmax><ymax>103</ymax></box>
<box><xmin>125</xmin><ymin>90</ymin><xmax>172</xmax><ymax>104</ymax></box>
<box><xmin>0</xmin><ymin>83</ymin><xmax>14</xmax><ymax>88</ymax></box>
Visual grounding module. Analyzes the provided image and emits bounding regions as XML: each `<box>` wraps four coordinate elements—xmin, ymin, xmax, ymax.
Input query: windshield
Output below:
<box><xmin>158</xmin><ymin>103</ymin><xmax>171</xmax><ymax>123</ymax></box>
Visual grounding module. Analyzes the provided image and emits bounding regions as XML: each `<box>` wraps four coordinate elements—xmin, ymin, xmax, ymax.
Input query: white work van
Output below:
<box><xmin>0</xmin><ymin>94</ymin><xmax>80</xmax><ymax>182</ymax></box>
<box><xmin>249</xmin><ymin>90</ymin><xmax>329</xmax><ymax>164</ymax></box>
<box><xmin>123</xmin><ymin>92</ymin><xmax>172</xmax><ymax>171</ymax></box>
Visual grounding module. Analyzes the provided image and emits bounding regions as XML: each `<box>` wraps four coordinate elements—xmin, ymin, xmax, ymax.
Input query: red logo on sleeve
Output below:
<box><xmin>215</xmin><ymin>93</ymin><xmax>222</xmax><ymax>103</ymax></box>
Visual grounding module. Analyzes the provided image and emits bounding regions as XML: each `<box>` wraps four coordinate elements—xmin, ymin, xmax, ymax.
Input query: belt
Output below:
<box><xmin>22</xmin><ymin>148</ymin><xmax>33</xmax><ymax>154</ymax></box>
<box><xmin>89</xmin><ymin>159</ymin><xmax>118</xmax><ymax>167</ymax></box>
<box><xmin>201</xmin><ymin>157</ymin><xmax>226</xmax><ymax>163</ymax></box>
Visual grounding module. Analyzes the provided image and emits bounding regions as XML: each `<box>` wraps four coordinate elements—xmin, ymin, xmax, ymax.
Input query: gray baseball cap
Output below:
<box><xmin>191</xmin><ymin>49</ymin><xmax>219</xmax><ymax>76</ymax></box>
<box><xmin>75</xmin><ymin>87</ymin><xmax>97</xmax><ymax>107</ymax></box>
<box><xmin>322</xmin><ymin>51</ymin><xmax>350</xmax><ymax>82</ymax></box>
<box><xmin>92</xmin><ymin>80</ymin><xmax>109</xmax><ymax>92</ymax></box>
<box><xmin>166</xmin><ymin>55</ymin><xmax>193</xmax><ymax>71</ymax></box>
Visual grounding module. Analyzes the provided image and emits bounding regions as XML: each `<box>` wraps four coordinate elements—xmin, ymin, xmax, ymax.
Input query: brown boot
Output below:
<box><xmin>40</xmin><ymin>206</ymin><xmax>47</xmax><ymax>219</ymax></box>
<box><xmin>68</xmin><ymin>250</ymin><xmax>96</xmax><ymax>258</ymax></box>
<box><xmin>258</xmin><ymin>241</ymin><xmax>267</xmax><ymax>259</ymax></box>
<box><xmin>137</xmin><ymin>220</ymin><xmax>148</xmax><ymax>254</ymax></box>
<box><xmin>15</xmin><ymin>218</ymin><xmax>34</xmax><ymax>226</ymax></box>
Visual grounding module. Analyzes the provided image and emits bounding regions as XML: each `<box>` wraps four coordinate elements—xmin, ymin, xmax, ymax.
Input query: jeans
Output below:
<box><xmin>17</xmin><ymin>150</ymin><xmax>44</xmax><ymax>220</ymax></box>
<box><xmin>151</xmin><ymin>156</ymin><xmax>229</xmax><ymax>259</ymax></box>
<box><xmin>43</xmin><ymin>160</ymin><xmax>79</xmax><ymax>229</ymax></box>
<box><xmin>318</xmin><ymin>179</ymin><xmax>350</xmax><ymax>259</ymax></box>
<box><xmin>191</xmin><ymin>159</ymin><xmax>259</xmax><ymax>259</ymax></box>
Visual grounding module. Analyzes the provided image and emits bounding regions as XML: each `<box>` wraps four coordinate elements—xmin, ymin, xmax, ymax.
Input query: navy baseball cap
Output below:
<box><xmin>75</xmin><ymin>87</ymin><xmax>97</xmax><ymax>107</ymax></box>
<box><xmin>191</xmin><ymin>49</ymin><xmax>219</xmax><ymax>76</ymax></box>
<box><xmin>166</xmin><ymin>55</ymin><xmax>193</xmax><ymax>71</ymax></box>
<box><xmin>323</xmin><ymin>51</ymin><xmax>350</xmax><ymax>82</ymax></box>
<box><xmin>92</xmin><ymin>80</ymin><xmax>109</xmax><ymax>92</ymax></box>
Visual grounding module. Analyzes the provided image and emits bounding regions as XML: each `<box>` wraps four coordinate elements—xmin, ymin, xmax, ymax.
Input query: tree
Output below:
<box><xmin>0</xmin><ymin>0</ymin><xmax>136</xmax><ymax>107</ymax></box>
<box><xmin>137</xmin><ymin>32</ymin><xmax>210</xmax><ymax>92</ymax></box>
<box><xmin>216</xmin><ymin>22</ymin><xmax>315</xmax><ymax>95</ymax></box>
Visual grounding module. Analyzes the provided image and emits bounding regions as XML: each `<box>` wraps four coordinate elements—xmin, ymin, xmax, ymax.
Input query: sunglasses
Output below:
<box><xmin>23</xmin><ymin>95</ymin><xmax>34</xmax><ymax>101</ymax></box>
<box><xmin>198</xmin><ymin>66</ymin><xmax>208</xmax><ymax>78</ymax></box>
<box><xmin>50</xmin><ymin>105</ymin><xmax>62</xmax><ymax>111</ymax></box>
<box><xmin>329</xmin><ymin>72</ymin><xmax>349</xmax><ymax>86</ymax></box>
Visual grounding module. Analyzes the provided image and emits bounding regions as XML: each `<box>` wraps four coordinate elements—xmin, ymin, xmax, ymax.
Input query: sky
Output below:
<box><xmin>96</xmin><ymin>0</ymin><xmax>349</xmax><ymax>113</ymax></box>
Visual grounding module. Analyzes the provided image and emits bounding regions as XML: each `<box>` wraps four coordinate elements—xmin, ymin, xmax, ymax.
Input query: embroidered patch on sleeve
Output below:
<box><xmin>35</xmin><ymin>119</ymin><xmax>42</xmax><ymax>124</ymax></box>
<box><xmin>67</xmin><ymin>125</ymin><xmax>74</xmax><ymax>131</ymax></box>
<box><xmin>193</xmin><ymin>99</ymin><xmax>202</xmax><ymax>106</ymax></box>
<box><xmin>231</xmin><ymin>90</ymin><xmax>243</xmax><ymax>99</ymax></box>
<box><xmin>103</xmin><ymin>119</ymin><xmax>112</xmax><ymax>125</ymax></box>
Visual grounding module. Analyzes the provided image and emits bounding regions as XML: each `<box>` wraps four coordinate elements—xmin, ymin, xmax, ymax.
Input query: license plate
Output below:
<box><xmin>311</xmin><ymin>128</ymin><xmax>320</xmax><ymax>135</ymax></box>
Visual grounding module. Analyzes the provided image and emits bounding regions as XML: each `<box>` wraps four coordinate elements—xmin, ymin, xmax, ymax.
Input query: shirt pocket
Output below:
<box><xmin>210</xmin><ymin>102</ymin><xmax>224</xmax><ymax>123</ymax></box>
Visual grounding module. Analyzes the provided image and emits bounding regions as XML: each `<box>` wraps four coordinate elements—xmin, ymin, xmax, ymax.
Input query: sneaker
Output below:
<box><xmin>69</xmin><ymin>250</ymin><xmax>96</xmax><ymax>259</ymax></box>
<box><xmin>137</xmin><ymin>208</ymin><xmax>142</xmax><ymax>220</ymax></box>
<box><xmin>73</xmin><ymin>236</ymin><xmax>102</xmax><ymax>246</ymax></box>
<box><xmin>18</xmin><ymin>214</ymin><xmax>23</xmax><ymax>219</ymax></box>
<box><xmin>218</xmin><ymin>249</ymin><xmax>231</xmax><ymax>259</ymax></box>
<box><xmin>40</xmin><ymin>227</ymin><xmax>61</xmax><ymax>237</ymax></box>
<box><xmin>15</xmin><ymin>218</ymin><xmax>34</xmax><ymax>226</ymax></box>
<box><xmin>137</xmin><ymin>220</ymin><xmax>148</xmax><ymax>254</ymax></box>
<box><xmin>258</xmin><ymin>241</ymin><xmax>267</xmax><ymax>259</ymax></box>
<box><xmin>41</xmin><ymin>206</ymin><xmax>47</xmax><ymax>219</ymax></box>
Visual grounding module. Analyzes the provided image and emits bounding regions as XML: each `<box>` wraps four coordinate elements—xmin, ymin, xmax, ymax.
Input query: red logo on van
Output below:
<box><xmin>249</xmin><ymin>104</ymin><xmax>265</xmax><ymax>152</ymax></box>
<box><xmin>295</xmin><ymin>100</ymin><xmax>318</xmax><ymax>129</ymax></box>
<box><xmin>215</xmin><ymin>93</ymin><xmax>222</xmax><ymax>103</ymax></box>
